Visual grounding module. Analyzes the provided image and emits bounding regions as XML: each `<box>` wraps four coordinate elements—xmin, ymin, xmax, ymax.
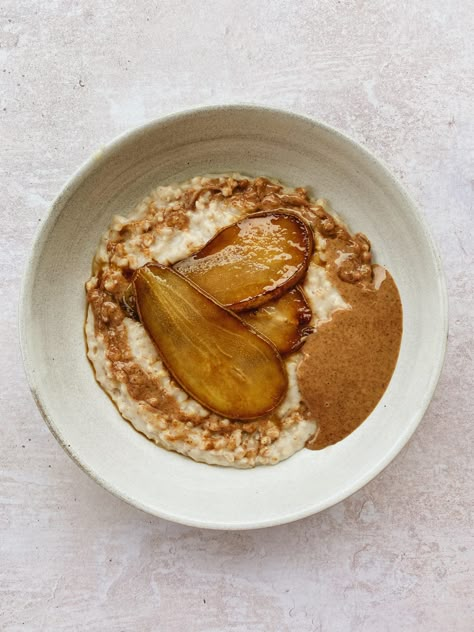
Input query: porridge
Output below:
<box><xmin>85</xmin><ymin>174</ymin><xmax>402</xmax><ymax>467</ymax></box>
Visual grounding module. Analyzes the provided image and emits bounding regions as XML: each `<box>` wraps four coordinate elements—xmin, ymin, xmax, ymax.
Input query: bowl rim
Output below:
<box><xmin>19</xmin><ymin>103</ymin><xmax>448</xmax><ymax>529</ymax></box>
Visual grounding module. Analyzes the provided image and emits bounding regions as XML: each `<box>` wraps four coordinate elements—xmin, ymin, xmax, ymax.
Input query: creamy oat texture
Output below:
<box><xmin>85</xmin><ymin>175</ymin><xmax>346</xmax><ymax>467</ymax></box>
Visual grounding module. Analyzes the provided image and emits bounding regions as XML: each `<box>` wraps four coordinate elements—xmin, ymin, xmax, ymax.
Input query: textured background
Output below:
<box><xmin>1</xmin><ymin>1</ymin><xmax>473</xmax><ymax>631</ymax></box>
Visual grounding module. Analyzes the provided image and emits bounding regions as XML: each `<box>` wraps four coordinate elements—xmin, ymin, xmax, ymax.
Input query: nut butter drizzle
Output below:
<box><xmin>297</xmin><ymin>207</ymin><xmax>403</xmax><ymax>450</ymax></box>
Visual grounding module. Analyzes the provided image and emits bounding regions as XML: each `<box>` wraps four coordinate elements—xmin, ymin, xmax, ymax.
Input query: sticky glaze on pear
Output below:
<box><xmin>133</xmin><ymin>265</ymin><xmax>288</xmax><ymax>420</ymax></box>
<box><xmin>174</xmin><ymin>212</ymin><xmax>314</xmax><ymax>312</ymax></box>
<box><xmin>241</xmin><ymin>287</ymin><xmax>313</xmax><ymax>354</ymax></box>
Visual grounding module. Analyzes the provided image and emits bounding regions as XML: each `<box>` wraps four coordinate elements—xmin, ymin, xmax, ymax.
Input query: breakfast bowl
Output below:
<box><xmin>20</xmin><ymin>105</ymin><xmax>447</xmax><ymax>529</ymax></box>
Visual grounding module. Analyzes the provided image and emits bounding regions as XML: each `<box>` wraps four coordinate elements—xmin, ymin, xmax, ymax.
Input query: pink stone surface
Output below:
<box><xmin>0</xmin><ymin>1</ymin><xmax>472</xmax><ymax>630</ymax></box>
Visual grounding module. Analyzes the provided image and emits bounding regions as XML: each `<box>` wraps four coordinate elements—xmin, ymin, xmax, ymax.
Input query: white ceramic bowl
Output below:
<box><xmin>20</xmin><ymin>105</ymin><xmax>447</xmax><ymax>529</ymax></box>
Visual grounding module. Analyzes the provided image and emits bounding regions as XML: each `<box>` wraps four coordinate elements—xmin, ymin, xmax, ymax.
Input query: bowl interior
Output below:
<box><xmin>21</xmin><ymin>106</ymin><xmax>447</xmax><ymax>528</ymax></box>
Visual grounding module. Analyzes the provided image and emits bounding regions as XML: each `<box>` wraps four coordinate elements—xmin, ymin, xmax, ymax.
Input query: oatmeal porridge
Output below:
<box><xmin>85</xmin><ymin>174</ymin><xmax>402</xmax><ymax>467</ymax></box>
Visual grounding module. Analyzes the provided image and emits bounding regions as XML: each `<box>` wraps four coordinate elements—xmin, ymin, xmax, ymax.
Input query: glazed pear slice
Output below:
<box><xmin>133</xmin><ymin>264</ymin><xmax>288</xmax><ymax>419</ymax></box>
<box><xmin>241</xmin><ymin>287</ymin><xmax>313</xmax><ymax>354</ymax></box>
<box><xmin>174</xmin><ymin>211</ymin><xmax>314</xmax><ymax>312</ymax></box>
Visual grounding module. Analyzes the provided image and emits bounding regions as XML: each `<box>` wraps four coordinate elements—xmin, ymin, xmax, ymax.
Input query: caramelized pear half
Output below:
<box><xmin>241</xmin><ymin>287</ymin><xmax>313</xmax><ymax>354</ymax></box>
<box><xmin>133</xmin><ymin>265</ymin><xmax>288</xmax><ymax>419</ymax></box>
<box><xmin>174</xmin><ymin>211</ymin><xmax>314</xmax><ymax>312</ymax></box>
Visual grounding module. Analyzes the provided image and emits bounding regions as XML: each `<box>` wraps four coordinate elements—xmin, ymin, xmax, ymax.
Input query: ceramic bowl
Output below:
<box><xmin>20</xmin><ymin>105</ymin><xmax>447</xmax><ymax>529</ymax></box>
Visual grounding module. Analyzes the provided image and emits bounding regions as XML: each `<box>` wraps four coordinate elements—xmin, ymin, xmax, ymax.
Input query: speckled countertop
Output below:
<box><xmin>1</xmin><ymin>2</ymin><xmax>472</xmax><ymax>631</ymax></box>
